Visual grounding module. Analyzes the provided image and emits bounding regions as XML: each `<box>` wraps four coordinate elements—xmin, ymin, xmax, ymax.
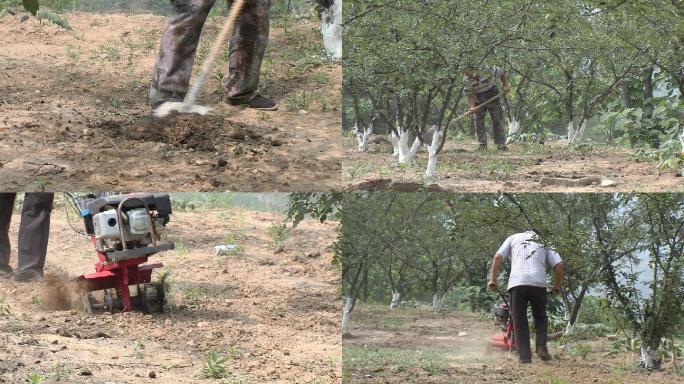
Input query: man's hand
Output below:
<box><xmin>503</xmin><ymin>85</ymin><xmax>510</xmax><ymax>95</ymax></box>
<box><xmin>549</xmin><ymin>285</ymin><xmax>561</xmax><ymax>295</ymax></box>
<box><xmin>468</xmin><ymin>106</ymin><xmax>477</xmax><ymax>115</ymax></box>
<box><xmin>487</xmin><ymin>279</ymin><xmax>498</xmax><ymax>291</ymax></box>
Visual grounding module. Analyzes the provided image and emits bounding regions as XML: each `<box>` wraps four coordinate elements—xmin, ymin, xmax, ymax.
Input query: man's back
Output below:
<box><xmin>497</xmin><ymin>231</ymin><xmax>562</xmax><ymax>290</ymax></box>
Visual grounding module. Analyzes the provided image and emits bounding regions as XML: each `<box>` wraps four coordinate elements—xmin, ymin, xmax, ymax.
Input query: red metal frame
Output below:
<box><xmin>491</xmin><ymin>303</ymin><xmax>515</xmax><ymax>350</ymax></box>
<box><xmin>77</xmin><ymin>236</ymin><xmax>163</xmax><ymax>312</ymax></box>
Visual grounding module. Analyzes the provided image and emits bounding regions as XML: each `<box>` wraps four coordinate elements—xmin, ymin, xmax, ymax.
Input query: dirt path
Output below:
<box><xmin>0</xmin><ymin>12</ymin><xmax>343</xmax><ymax>191</ymax></box>
<box><xmin>344</xmin><ymin>139</ymin><xmax>684</xmax><ymax>192</ymax></box>
<box><xmin>0</xmin><ymin>208</ymin><xmax>342</xmax><ymax>383</ymax></box>
<box><xmin>343</xmin><ymin>305</ymin><xmax>683</xmax><ymax>384</ymax></box>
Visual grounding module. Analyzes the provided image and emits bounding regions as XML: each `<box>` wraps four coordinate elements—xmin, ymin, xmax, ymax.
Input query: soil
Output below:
<box><xmin>344</xmin><ymin>139</ymin><xmax>684</xmax><ymax>192</ymax></box>
<box><xmin>0</xmin><ymin>12</ymin><xmax>343</xmax><ymax>191</ymax></box>
<box><xmin>0</xmin><ymin>208</ymin><xmax>342</xmax><ymax>383</ymax></box>
<box><xmin>344</xmin><ymin>305</ymin><xmax>684</xmax><ymax>384</ymax></box>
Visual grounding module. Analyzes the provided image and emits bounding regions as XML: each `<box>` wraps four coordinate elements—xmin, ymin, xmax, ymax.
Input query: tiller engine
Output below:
<box><xmin>75</xmin><ymin>193</ymin><xmax>175</xmax><ymax>314</ymax></box>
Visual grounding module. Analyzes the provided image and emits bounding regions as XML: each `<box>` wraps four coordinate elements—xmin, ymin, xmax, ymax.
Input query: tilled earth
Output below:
<box><xmin>0</xmin><ymin>12</ymin><xmax>343</xmax><ymax>191</ymax></box>
<box><xmin>0</xmin><ymin>208</ymin><xmax>342</xmax><ymax>383</ymax></box>
<box><xmin>344</xmin><ymin>305</ymin><xmax>683</xmax><ymax>384</ymax></box>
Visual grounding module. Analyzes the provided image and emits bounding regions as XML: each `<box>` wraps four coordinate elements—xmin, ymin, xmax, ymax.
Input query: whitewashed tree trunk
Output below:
<box><xmin>431</xmin><ymin>293</ymin><xmax>443</xmax><ymax>311</ymax></box>
<box><xmin>640</xmin><ymin>345</ymin><xmax>661</xmax><ymax>370</ymax></box>
<box><xmin>566</xmin><ymin>121</ymin><xmax>575</xmax><ymax>141</ymax></box>
<box><xmin>319</xmin><ymin>0</ymin><xmax>342</xmax><ymax>60</ymax></box>
<box><xmin>354</xmin><ymin>121</ymin><xmax>373</xmax><ymax>152</ymax></box>
<box><xmin>389</xmin><ymin>132</ymin><xmax>400</xmax><ymax>156</ymax></box>
<box><xmin>390</xmin><ymin>291</ymin><xmax>401</xmax><ymax>309</ymax></box>
<box><xmin>425</xmin><ymin>129</ymin><xmax>443</xmax><ymax>178</ymax></box>
<box><xmin>342</xmin><ymin>296</ymin><xmax>354</xmax><ymax>335</ymax></box>
<box><xmin>570</xmin><ymin>120</ymin><xmax>587</xmax><ymax>145</ymax></box>
<box><xmin>506</xmin><ymin>119</ymin><xmax>520</xmax><ymax>144</ymax></box>
<box><xmin>397</xmin><ymin>130</ymin><xmax>420</xmax><ymax>164</ymax></box>
<box><xmin>564</xmin><ymin>321</ymin><xmax>575</xmax><ymax>335</ymax></box>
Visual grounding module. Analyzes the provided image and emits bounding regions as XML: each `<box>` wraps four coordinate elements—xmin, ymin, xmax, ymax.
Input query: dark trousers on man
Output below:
<box><xmin>474</xmin><ymin>86</ymin><xmax>506</xmax><ymax>149</ymax></box>
<box><xmin>150</xmin><ymin>0</ymin><xmax>271</xmax><ymax>106</ymax></box>
<box><xmin>509</xmin><ymin>285</ymin><xmax>548</xmax><ymax>362</ymax></box>
<box><xmin>0</xmin><ymin>193</ymin><xmax>54</xmax><ymax>275</ymax></box>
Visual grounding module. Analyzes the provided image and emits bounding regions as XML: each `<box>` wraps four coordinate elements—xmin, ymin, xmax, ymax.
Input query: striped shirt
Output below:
<box><xmin>497</xmin><ymin>231</ymin><xmax>563</xmax><ymax>290</ymax></box>
<box><xmin>463</xmin><ymin>66</ymin><xmax>503</xmax><ymax>95</ymax></box>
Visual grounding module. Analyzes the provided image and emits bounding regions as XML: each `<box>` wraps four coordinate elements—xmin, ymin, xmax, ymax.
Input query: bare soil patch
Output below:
<box><xmin>0</xmin><ymin>208</ymin><xmax>342</xmax><ymax>383</ymax></box>
<box><xmin>0</xmin><ymin>12</ymin><xmax>343</xmax><ymax>191</ymax></box>
<box><xmin>343</xmin><ymin>305</ymin><xmax>683</xmax><ymax>384</ymax></box>
<box><xmin>344</xmin><ymin>138</ymin><xmax>684</xmax><ymax>192</ymax></box>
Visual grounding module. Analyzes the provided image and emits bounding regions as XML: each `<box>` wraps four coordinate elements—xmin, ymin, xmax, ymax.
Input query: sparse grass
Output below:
<box><xmin>185</xmin><ymin>287</ymin><xmax>208</xmax><ymax>307</ymax></box>
<box><xmin>174</xmin><ymin>241</ymin><xmax>190</xmax><ymax>256</ymax></box>
<box><xmin>134</xmin><ymin>339</ymin><xmax>146</xmax><ymax>358</ymax></box>
<box><xmin>91</xmin><ymin>43</ymin><xmax>121</xmax><ymax>61</ymax></box>
<box><xmin>343</xmin><ymin>346</ymin><xmax>446</xmax><ymax>378</ymax></box>
<box><xmin>266</xmin><ymin>222</ymin><xmax>291</xmax><ymax>249</ymax></box>
<box><xmin>48</xmin><ymin>363</ymin><xmax>73</xmax><ymax>381</ymax></box>
<box><xmin>26</xmin><ymin>372</ymin><xmax>44</xmax><ymax>384</ymax></box>
<box><xmin>0</xmin><ymin>296</ymin><xmax>10</xmax><ymax>315</ymax></box>
<box><xmin>199</xmin><ymin>351</ymin><xmax>230</xmax><ymax>379</ymax></box>
<box><xmin>285</xmin><ymin>90</ymin><xmax>312</xmax><ymax>111</ymax></box>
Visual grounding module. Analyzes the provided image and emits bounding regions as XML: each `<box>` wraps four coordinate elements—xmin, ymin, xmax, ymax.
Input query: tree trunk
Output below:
<box><xmin>355</xmin><ymin>121</ymin><xmax>373</xmax><ymax>152</ymax></box>
<box><xmin>342</xmin><ymin>296</ymin><xmax>355</xmax><ymax>336</ymax></box>
<box><xmin>506</xmin><ymin>119</ymin><xmax>520</xmax><ymax>144</ymax></box>
<box><xmin>425</xmin><ymin>129</ymin><xmax>443</xmax><ymax>178</ymax></box>
<box><xmin>397</xmin><ymin>129</ymin><xmax>421</xmax><ymax>164</ymax></box>
<box><xmin>620</xmin><ymin>81</ymin><xmax>632</xmax><ymax>108</ymax></box>
<box><xmin>643</xmin><ymin>69</ymin><xmax>654</xmax><ymax>118</ymax></box>
<box><xmin>640</xmin><ymin>344</ymin><xmax>662</xmax><ymax>370</ymax></box>
<box><xmin>431</xmin><ymin>293</ymin><xmax>443</xmax><ymax>311</ymax></box>
<box><xmin>319</xmin><ymin>0</ymin><xmax>342</xmax><ymax>60</ymax></box>
<box><xmin>390</xmin><ymin>291</ymin><xmax>401</xmax><ymax>309</ymax></box>
<box><xmin>564</xmin><ymin>288</ymin><xmax>587</xmax><ymax>335</ymax></box>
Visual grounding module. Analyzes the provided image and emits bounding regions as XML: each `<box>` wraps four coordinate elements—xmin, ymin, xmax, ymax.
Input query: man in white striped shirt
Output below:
<box><xmin>488</xmin><ymin>230</ymin><xmax>565</xmax><ymax>363</ymax></box>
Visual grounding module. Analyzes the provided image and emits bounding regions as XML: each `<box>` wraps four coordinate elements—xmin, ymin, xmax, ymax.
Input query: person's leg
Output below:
<box><xmin>474</xmin><ymin>94</ymin><xmax>488</xmax><ymax>148</ymax></box>
<box><xmin>149</xmin><ymin>0</ymin><xmax>216</xmax><ymax>107</ymax></box>
<box><xmin>510</xmin><ymin>286</ymin><xmax>532</xmax><ymax>362</ymax></box>
<box><xmin>529</xmin><ymin>286</ymin><xmax>550</xmax><ymax>359</ymax></box>
<box><xmin>15</xmin><ymin>193</ymin><xmax>54</xmax><ymax>280</ymax></box>
<box><xmin>0</xmin><ymin>193</ymin><xmax>16</xmax><ymax>275</ymax></box>
<box><xmin>487</xmin><ymin>93</ymin><xmax>507</xmax><ymax>150</ymax></box>
<box><xmin>223</xmin><ymin>0</ymin><xmax>276</xmax><ymax>109</ymax></box>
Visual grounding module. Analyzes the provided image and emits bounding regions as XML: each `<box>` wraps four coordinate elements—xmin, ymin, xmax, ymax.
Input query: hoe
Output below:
<box><xmin>491</xmin><ymin>289</ymin><xmax>515</xmax><ymax>353</ymax></box>
<box><xmin>70</xmin><ymin>193</ymin><xmax>175</xmax><ymax>314</ymax></box>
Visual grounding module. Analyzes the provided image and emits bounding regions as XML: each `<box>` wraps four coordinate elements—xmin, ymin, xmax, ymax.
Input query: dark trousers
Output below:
<box><xmin>150</xmin><ymin>0</ymin><xmax>271</xmax><ymax>105</ymax></box>
<box><xmin>474</xmin><ymin>86</ymin><xmax>506</xmax><ymax>148</ymax></box>
<box><xmin>0</xmin><ymin>193</ymin><xmax>54</xmax><ymax>274</ymax></box>
<box><xmin>509</xmin><ymin>285</ymin><xmax>548</xmax><ymax>362</ymax></box>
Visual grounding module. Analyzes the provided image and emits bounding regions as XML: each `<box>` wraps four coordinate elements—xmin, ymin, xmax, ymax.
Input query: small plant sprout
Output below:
<box><xmin>199</xmin><ymin>351</ymin><xmax>229</xmax><ymax>379</ymax></box>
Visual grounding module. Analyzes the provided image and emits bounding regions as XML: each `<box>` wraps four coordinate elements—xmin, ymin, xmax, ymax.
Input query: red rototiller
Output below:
<box><xmin>491</xmin><ymin>289</ymin><xmax>515</xmax><ymax>351</ymax></box>
<box><xmin>68</xmin><ymin>193</ymin><xmax>175</xmax><ymax>314</ymax></box>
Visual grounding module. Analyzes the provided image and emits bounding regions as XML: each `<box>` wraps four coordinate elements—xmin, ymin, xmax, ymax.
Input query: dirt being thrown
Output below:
<box><xmin>40</xmin><ymin>272</ymin><xmax>81</xmax><ymax>311</ymax></box>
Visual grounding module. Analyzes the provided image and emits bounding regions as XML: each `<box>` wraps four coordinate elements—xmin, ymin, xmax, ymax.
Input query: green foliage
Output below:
<box><xmin>22</xmin><ymin>0</ymin><xmax>38</xmax><ymax>15</ymax></box>
<box><xmin>567</xmin><ymin>342</ymin><xmax>592</xmax><ymax>360</ymax></box>
<box><xmin>26</xmin><ymin>372</ymin><xmax>44</xmax><ymax>384</ymax></box>
<box><xmin>36</xmin><ymin>8</ymin><xmax>71</xmax><ymax>29</ymax></box>
<box><xmin>287</xmin><ymin>193</ymin><xmax>343</xmax><ymax>227</ymax></box>
<box><xmin>199</xmin><ymin>351</ymin><xmax>230</xmax><ymax>379</ymax></box>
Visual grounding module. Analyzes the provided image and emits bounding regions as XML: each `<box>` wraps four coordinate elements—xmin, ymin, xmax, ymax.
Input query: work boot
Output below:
<box><xmin>150</xmin><ymin>88</ymin><xmax>186</xmax><ymax>109</ymax></box>
<box><xmin>0</xmin><ymin>264</ymin><xmax>12</xmax><ymax>278</ymax></box>
<box><xmin>519</xmin><ymin>358</ymin><xmax>532</xmax><ymax>364</ymax></box>
<box><xmin>536</xmin><ymin>347</ymin><xmax>552</xmax><ymax>361</ymax></box>
<box><xmin>228</xmin><ymin>94</ymin><xmax>278</xmax><ymax>111</ymax></box>
<box><xmin>477</xmin><ymin>145</ymin><xmax>488</xmax><ymax>151</ymax></box>
<box><xmin>13</xmin><ymin>269</ymin><xmax>43</xmax><ymax>283</ymax></box>
<box><xmin>497</xmin><ymin>144</ymin><xmax>509</xmax><ymax>151</ymax></box>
